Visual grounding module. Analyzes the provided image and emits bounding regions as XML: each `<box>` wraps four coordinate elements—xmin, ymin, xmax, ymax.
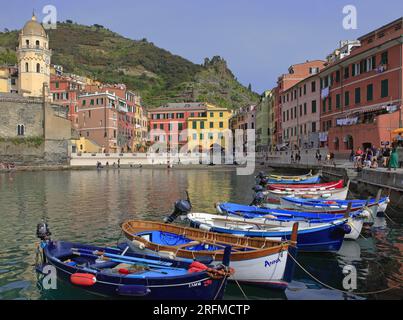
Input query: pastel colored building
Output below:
<box><xmin>187</xmin><ymin>103</ymin><xmax>232</xmax><ymax>152</ymax></box>
<box><xmin>230</xmin><ymin>105</ymin><xmax>256</xmax><ymax>151</ymax></box>
<box><xmin>279</xmin><ymin>72</ymin><xmax>322</xmax><ymax>149</ymax></box>
<box><xmin>77</xmin><ymin>91</ymin><xmax>129</xmax><ymax>153</ymax></box>
<box><xmin>319</xmin><ymin>18</ymin><xmax>403</xmax><ymax>157</ymax></box>
<box><xmin>276</xmin><ymin>60</ymin><xmax>326</xmax><ymax>147</ymax></box>
<box><xmin>50</xmin><ymin>74</ymin><xmax>86</xmax><ymax>129</ymax></box>
<box><xmin>256</xmin><ymin>90</ymin><xmax>275</xmax><ymax>152</ymax></box>
<box><xmin>0</xmin><ymin>66</ymin><xmax>18</xmax><ymax>93</ymax></box>
<box><xmin>148</xmin><ymin>102</ymin><xmax>207</xmax><ymax>151</ymax></box>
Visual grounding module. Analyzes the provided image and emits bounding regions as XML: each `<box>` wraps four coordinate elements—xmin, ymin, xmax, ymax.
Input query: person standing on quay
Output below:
<box><xmin>388</xmin><ymin>143</ymin><xmax>399</xmax><ymax>171</ymax></box>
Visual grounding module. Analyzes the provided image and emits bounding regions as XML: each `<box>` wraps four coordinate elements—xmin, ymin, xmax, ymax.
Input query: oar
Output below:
<box><xmin>71</xmin><ymin>252</ymin><xmax>170</xmax><ymax>275</ymax></box>
<box><xmin>71</xmin><ymin>248</ymin><xmax>177</xmax><ymax>268</ymax></box>
<box><xmin>71</xmin><ymin>250</ymin><xmax>182</xmax><ymax>271</ymax></box>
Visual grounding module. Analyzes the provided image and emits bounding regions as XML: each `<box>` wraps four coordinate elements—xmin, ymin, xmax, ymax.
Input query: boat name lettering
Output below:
<box><xmin>264</xmin><ymin>258</ymin><xmax>281</xmax><ymax>268</ymax></box>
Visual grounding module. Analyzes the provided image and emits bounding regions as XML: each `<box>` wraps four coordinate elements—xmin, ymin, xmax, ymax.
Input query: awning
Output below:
<box><xmin>346</xmin><ymin>104</ymin><xmax>397</xmax><ymax>116</ymax></box>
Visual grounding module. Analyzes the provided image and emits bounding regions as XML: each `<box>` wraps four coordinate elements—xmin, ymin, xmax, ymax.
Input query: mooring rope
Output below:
<box><xmin>234</xmin><ymin>279</ymin><xmax>249</xmax><ymax>300</ymax></box>
<box><xmin>287</xmin><ymin>252</ymin><xmax>402</xmax><ymax>296</ymax></box>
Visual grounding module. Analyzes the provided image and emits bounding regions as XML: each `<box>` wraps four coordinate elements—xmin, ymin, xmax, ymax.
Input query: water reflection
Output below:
<box><xmin>0</xmin><ymin>169</ymin><xmax>401</xmax><ymax>300</ymax></box>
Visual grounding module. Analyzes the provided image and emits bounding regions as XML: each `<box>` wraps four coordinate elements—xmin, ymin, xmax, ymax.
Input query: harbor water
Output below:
<box><xmin>0</xmin><ymin>168</ymin><xmax>401</xmax><ymax>300</ymax></box>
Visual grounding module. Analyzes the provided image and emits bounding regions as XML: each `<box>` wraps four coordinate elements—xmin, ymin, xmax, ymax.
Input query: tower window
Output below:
<box><xmin>25</xmin><ymin>63</ymin><xmax>29</xmax><ymax>72</ymax></box>
<box><xmin>36</xmin><ymin>40</ymin><xmax>40</xmax><ymax>48</ymax></box>
<box><xmin>26</xmin><ymin>40</ymin><xmax>29</xmax><ymax>46</ymax></box>
<box><xmin>36</xmin><ymin>63</ymin><xmax>40</xmax><ymax>73</ymax></box>
<box><xmin>17</xmin><ymin>124</ymin><xmax>25</xmax><ymax>136</ymax></box>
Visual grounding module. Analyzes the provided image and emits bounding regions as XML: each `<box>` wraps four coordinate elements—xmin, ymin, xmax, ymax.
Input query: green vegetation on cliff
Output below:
<box><xmin>0</xmin><ymin>22</ymin><xmax>259</xmax><ymax>109</ymax></box>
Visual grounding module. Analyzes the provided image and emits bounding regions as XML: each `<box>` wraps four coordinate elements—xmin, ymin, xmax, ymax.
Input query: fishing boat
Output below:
<box><xmin>35</xmin><ymin>223</ymin><xmax>233</xmax><ymax>300</ymax></box>
<box><xmin>121</xmin><ymin>220</ymin><xmax>298</xmax><ymax>289</ymax></box>
<box><xmin>267</xmin><ymin>174</ymin><xmax>321</xmax><ymax>184</ymax></box>
<box><xmin>216</xmin><ymin>202</ymin><xmax>367</xmax><ymax>240</ymax></box>
<box><xmin>280</xmin><ymin>196</ymin><xmax>390</xmax><ymax>217</ymax></box>
<box><xmin>268</xmin><ymin>180</ymin><xmax>344</xmax><ymax>192</ymax></box>
<box><xmin>264</xmin><ymin>186</ymin><xmax>349</xmax><ymax>204</ymax></box>
<box><xmin>186</xmin><ymin>213</ymin><xmax>351</xmax><ymax>252</ymax></box>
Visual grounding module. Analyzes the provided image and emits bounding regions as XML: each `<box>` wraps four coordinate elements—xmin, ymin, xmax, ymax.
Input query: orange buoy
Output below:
<box><xmin>70</xmin><ymin>273</ymin><xmax>97</xmax><ymax>286</ymax></box>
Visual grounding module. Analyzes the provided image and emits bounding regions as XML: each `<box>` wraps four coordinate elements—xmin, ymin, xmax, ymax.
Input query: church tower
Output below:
<box><xmin>17</xmin><ymin>13</ymin><xmax>51</xmax><ymax>98</ymax></box>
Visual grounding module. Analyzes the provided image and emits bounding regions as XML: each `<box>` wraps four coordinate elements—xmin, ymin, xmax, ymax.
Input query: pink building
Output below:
<box><xmin>277</xmin><ymin>60</ymin><xmax>326</xmax><ymax>148</ymax></box>
<box><xmin>77</xmin><ymin>92</ymin><xmax>127</xmax><ymax>153</ymax></box>
<box><xmin>148</xmin><ymin>103</ymin><xmax>207</xmax><ymax>150</ymax></box>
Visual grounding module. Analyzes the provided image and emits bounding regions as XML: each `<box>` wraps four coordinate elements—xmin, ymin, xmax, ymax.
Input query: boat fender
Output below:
<box><xmin>132</xmin><ymin>240</ymin><xmax>146</xmax><ymax>250</ymax></box>
<box><xmin>359</xmin><ymin>209</ymin><xmax>371</xmax><ymax>218</ymax></box>
<box><xmin>189</xmin><ymin>261</ymin><xmax>208</xmax><ymax>271</ymax></box>
<box><xmin>70</xmin><ymin>273</ymin><xmax>96</xmax><ymax>287</ymax></box>
<box><xmin>117</xmin><ymin>285</ymin><xmax>151</xmax><ymax>297</ymax></box>
<box><xmin>199</xmin><ymin>224</ymin><xmax>211</xmax><ymax>232</ymax></box>
<box><xmin>118</xmin><ymin>268</ymin><xmax>130</xmax><ymax>275</ymax></box>
<box><xmin>216</xmin><ymin>204</ymin><xmax>223</xmax><ymax>214</ymax></box>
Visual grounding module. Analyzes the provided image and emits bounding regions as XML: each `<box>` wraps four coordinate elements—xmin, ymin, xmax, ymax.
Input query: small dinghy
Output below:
<box><xmin>121</xmin><ymin>220</ymin><xmax>298</xmax><ymax>289</ymax></box>
<box><xmin>186</xmin><ymin>213</ymin><xmax>351</xmax><ymax>253</ymax></box>
<box><xmin>268</xmin><ymin>180</ymin><xmax>344</xmax><ymax>192</ymax></box>
<box><xmin>35</xmin><ymin>223</ymin><xmax>233</xmax><ymax>300</ymax></box>
<box><xmin>216</xmin><ymin>202</ymin><xmax>368</xmax><ymax>240</ymax></box>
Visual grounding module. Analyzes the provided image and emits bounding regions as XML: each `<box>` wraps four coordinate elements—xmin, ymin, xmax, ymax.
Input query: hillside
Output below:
<box><xmin>0</xmin><ymin>22</ymin><xmax>259</xmax><ymax>109</ymax></box>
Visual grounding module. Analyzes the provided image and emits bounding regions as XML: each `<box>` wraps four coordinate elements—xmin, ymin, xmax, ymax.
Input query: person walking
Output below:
<box><xmin>388</xmin><ymin>143</ymin><xmax>399</xmax><ymax>171</ymax></box>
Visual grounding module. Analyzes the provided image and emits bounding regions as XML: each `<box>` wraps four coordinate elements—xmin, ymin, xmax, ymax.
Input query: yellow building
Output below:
<box><xmin>0</xmin><ymin>67</ymin><xmax>9</xmax><ymax>93</ymax></box>
<box><xmin>72</xmin><ymin>137</ymin><xmax>103</xmax><ymax>154</ymax></box>
<box><xmin>187</xmin><ymin>103</ymin><xmax>232</xmax><ymax>152</ymax></box>
<box><xmin>17</xmin><ymin>14</ymin><xmax>51</xmax><ymax>98</ymax></box>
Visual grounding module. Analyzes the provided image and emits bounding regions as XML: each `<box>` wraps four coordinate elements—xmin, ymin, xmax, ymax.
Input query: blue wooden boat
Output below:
<box><xmin>216</xmin><ymin>202</ymin><xmax>360</xmax><ymax>222</ymax></box>
<box><xmin>216</xmin><ymin>202</ymin><xmax>366</xmax><ymax>240</ymax></box>
<box><xmin>35</xmin><ymin>223</ymin><xmax>232</xmax><ymax>300</ymax></box>
<box><xmin>187</xmin><ymin>213</ymin><xmax>350</xmax><ymax>252</ymax></box>
<box><xmin>267</xmin><ymin>175</ymin><xmax>321</xmax><ymax>184</ymax></box>
<box><xmin>280</xmin><ymin>197</ymin><xmax>390</xmax><ymax>217</ymax></box>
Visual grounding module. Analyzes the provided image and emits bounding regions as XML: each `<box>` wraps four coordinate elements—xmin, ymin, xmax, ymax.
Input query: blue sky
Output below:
<box><xmin>1</xmin><ymin>0</ymin><xmax>402</xmax><ymax>93</ymax></box>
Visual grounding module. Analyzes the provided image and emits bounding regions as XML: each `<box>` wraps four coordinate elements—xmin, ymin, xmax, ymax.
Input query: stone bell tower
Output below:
<box><xmin>17</xmin><ymin>13</ymin><xmax>52</xmax><ymax>98</ymax></box>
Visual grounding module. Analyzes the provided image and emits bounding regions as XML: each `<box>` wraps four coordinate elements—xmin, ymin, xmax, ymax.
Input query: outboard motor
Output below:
<box><xmin>36</xmin><ymin>222</ymin><xmax>51</xmax><ymax>241</ymax></box>
<box><xmin>252</xmin><ymin>185</ymin><xmax>264</xmax><ymax>193</ymax></box>
<box><xmin>259</xmin><ymin>177</ymin><xmax>269</xmax><ymax>187</ymax></box>
<box><xmin>164</xmin><ymin>192</ymin><xmax>192</xmax><ymax>224</ymax></box>
<box><xmin>250</xmin><ymin>192</ymin><xmax>265</xmax><ymax>206</ymax></box>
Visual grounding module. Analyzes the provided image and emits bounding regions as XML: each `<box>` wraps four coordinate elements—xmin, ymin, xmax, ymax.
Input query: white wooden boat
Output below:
<box><xmin>121</xmin><ymin>220</ymin><xmax>298</xmax><ymax>289</ymax></box>
<box><xmin>264</xmin><ymin>186</ymin><xmax>349</xmax><ymax>204</ymax></box>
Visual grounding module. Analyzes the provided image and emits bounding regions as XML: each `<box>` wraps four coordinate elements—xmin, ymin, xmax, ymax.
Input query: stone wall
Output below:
<box><xmin>0</xmin><ymin>95</ymin><xmax>44</xmax><ymax>137</ymax></box>
<box><xmin>0</xmin><ymin>94</ymin><xmax>71</xmax><ymax>165</ymax></box>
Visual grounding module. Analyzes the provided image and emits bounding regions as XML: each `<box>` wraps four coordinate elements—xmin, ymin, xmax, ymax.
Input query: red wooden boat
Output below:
<box><xmin>267</xmin><ymin>179</ymin><xmax>344</xmax><ymax>192</ymax></box>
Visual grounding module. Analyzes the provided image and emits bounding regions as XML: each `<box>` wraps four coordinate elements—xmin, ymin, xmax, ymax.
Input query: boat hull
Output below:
<box><xmin>268</xmin><ymin>180</ymin><xmax>344</xmax><ymax>191</ymax></box>
<box><xmin>187</xmin><ymin>214</ymin><xmax>348</xmax><ymax>253</ymax></box>
<box><xmin>265</xmin><ymin>187</ymin><xmax>349</xmax><ymax>204</ymax></box>
<box><xmin>280</xmin><ymin>197</ymin><xmax>389</xmax><ymax>216</ymax></box>
<box><xmin>37</xmin><ymin>241</ymin><xmax>229</xmax><ymax>300</ymax></box>
<box><xmin>127</xmin><ymin>242</ymin><xmax>290</xmax><ymax>289</ymax></box>
<box><xmin>121</xmin><ymin>220</ymin><xmax>297</xmax><ymax>289</ymax></box>
<box><xmin>216</xmin><ymin>203</ymin><xmax>364</xmax><ymax>241</ymax></box>
<box><xmin>267</xmin><ymin>175</ymin><xmax>321</xmax><ymax>184</ymax></box>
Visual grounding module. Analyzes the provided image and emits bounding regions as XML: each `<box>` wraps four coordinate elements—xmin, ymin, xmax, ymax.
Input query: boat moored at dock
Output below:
<box><xmin>121</xmin><ymin>220</ymin><xmax>298</xmax><ymax>289</ymax></box>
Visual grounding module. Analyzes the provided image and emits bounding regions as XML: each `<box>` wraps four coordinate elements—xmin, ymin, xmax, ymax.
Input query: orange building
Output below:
<box><xmin>319</xmin><ymin>18</ymin><xmax>403</xmax><ymax>157</ymax></box>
